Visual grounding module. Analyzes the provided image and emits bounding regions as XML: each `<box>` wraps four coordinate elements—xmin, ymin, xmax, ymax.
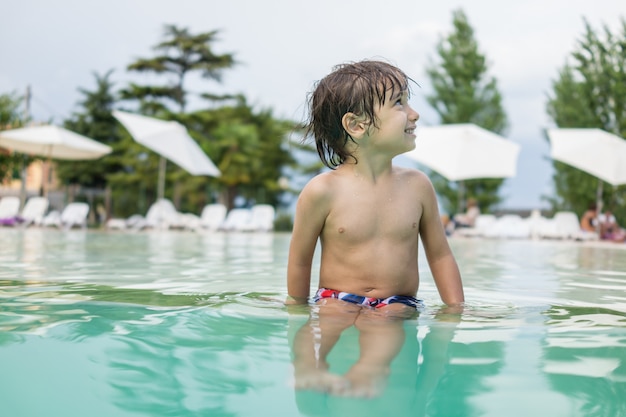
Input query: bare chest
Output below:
<box><xmin>324</xmin><ymin>189</ymin><xmax>421</xmax><ymax>242</ymax></box>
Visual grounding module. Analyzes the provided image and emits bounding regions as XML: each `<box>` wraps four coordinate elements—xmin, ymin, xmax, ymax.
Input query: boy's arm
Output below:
<box><xmin>286</xmin><ymin>177</ymin><xmax>330</xmax><ymax>305</ymax></box>
<box><xmin>426</xmin><ymin>251</ymin><xmax>464</xmax><ymax>306</ymax></box>
<box><xmin>418</xmin><ymin>177</ymin><xmax>465</xmax><ymax>306</ymax></box>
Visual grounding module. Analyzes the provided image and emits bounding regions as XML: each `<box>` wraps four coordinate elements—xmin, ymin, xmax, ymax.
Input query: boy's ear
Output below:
<box><xmin>341</xmin><ymin>112</ymin><xmax>367</xmax><ymax>138</ymax></box>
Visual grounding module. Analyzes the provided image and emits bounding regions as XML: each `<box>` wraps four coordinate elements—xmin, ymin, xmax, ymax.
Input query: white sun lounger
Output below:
<box><xmin>43</xmin><ymin>202</ymin><xmax>90</xmax><ymax>229</ymax></box>
<box><xmin>1</xmin><ymin>196</ymin><xmax>49</xmax><ymax>227</ymax></box>
<box><xmin>219</xmin><ymin>205</ymin><xmax>276</xmax><ymax>232</ymax></box>
<box><xmin>219</xmin><ymin>208</ymin><xmax>252</xmax><ymax>231</ymax></box>
<box><xmin>538</xmin><ymin>211</ymin><xmax>598</xmax><ymax>241</ymax></box>
<box><xmin>0</xmin><ymin>196</ymin><xmax>20</xmax><ymax>222</ymax></box>
<box><xmin>241</xmin><ymin>204</ymin><xmax>275</xmax><ymax>232</ymax></box>
<box><xmin>18</xmin><ymin>196</ymin><xmax>49</xmax><ymax>227</ymax></box>
<box><xmin>132</xmin><ymin>199</ymin><xmax>186</xmax><ymax>230</ymax></box>
<box><xmin>197</xmin><ymin>203</ymin><xmax>227</xmax><ymax>231</ymax></box>
<box><xmin>482</xmin><ymin>214</ymin><xmax>531</xmax><ymax>239</ymax></box>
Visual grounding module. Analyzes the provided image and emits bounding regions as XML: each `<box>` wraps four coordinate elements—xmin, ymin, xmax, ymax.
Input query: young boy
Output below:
<box><xmin>286</xmin><ymin>60</ymin><xmax>464</xmax><ymax>396</ymax></box>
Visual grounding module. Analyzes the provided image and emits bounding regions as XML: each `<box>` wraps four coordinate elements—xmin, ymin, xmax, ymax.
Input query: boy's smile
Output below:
<box><xmin>368</xmin><ymin>89</ymin><xmax>419</xmax><ymax>152</ymax></box>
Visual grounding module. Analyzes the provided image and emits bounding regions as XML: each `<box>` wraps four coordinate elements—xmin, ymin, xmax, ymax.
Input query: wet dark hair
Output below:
<box><xmin>303</xmin><ymin>60</ymin><xmax>415</xmax><ymax>169</ymax></box>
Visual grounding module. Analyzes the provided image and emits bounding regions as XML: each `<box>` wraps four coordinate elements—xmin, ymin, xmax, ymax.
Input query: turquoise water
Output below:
<box><xmin>1</xmin><ymin>228</ymin><xmax>625</xmax><ymax>417</ymax></box>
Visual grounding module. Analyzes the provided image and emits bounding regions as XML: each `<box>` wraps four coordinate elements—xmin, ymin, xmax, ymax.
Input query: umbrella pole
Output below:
<box><xmin>19</xmin><ymin>156</ymin><xmax>27</xmax><ymax>208</ymax></box>
<box><xmin>596</xmin><ymin>180</ymin><xmax>603</xmax><ymax>213</ymax></box>
<box><xmin>157</xmin><ymin>156</ymin><xmax>166</xmax><ymax>201</ymax></box>
<box><xmin>595</xmin><ymin>180</ymin><xmax>603</xmax><ymax>234</ymax></box>
<box><xmin>43</xmin><ymin>146</ymin><xmax>52</xmax><ymax>198</ymax></box>
<box><xmin>457</xmin><ymin>181</ymin><xmax>466</xmax><ymax>213</ymax></box>
<box><xmin>42</xmin><ymin>157</ymin><xmax>51</xmax><ymax>198</ymax></box>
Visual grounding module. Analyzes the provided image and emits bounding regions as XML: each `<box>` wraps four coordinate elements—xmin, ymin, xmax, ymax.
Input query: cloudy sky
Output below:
<box><xmin>1</xmin><ymin>0</ymin><xmax>623</xmax><ymax>209</ymax></box>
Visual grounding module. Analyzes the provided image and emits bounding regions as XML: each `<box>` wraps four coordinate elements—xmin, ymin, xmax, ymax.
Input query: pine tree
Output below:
<box><xmin>121</xmin><ymin>25</ymin><xmax>236</xmax><ymax>114</ymax></box>
<box><xmin>546</xmin><ymin>18</ymin><xmax>626</xmax><ymax>220</ymax></box>
<box><xmin>425</xmin><ymin>9</ymin><xmax>508</xmax><ymax>213</ymax></box>
<box><xmin>58</xmin><ymin>70</ymin><xmax>121</xmax><ymax>189</ymax></box>
<box><xmin>118</xmin><ymin>25</ymin><xmax>237</xmax><ymax>205</ymax></box>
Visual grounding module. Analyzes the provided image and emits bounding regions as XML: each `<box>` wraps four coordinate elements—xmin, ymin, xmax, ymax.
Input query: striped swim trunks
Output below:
<box><xmin>313</xmin><ymin>288</ymin><xmax>423</xmax><ymax>309</ymax></box>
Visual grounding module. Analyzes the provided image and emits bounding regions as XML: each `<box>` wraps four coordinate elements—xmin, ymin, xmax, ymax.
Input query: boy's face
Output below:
<box><xmin>367</xmin><ymin>88</ymin><xmax>419</xmax><ymax>155</ymax></box>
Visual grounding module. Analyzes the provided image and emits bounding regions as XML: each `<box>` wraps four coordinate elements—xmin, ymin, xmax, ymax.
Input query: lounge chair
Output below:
<box><xmin>538</xmin><ymin>211</ymin><xmax>598</xmax><ymax>241</ymax></box>
<box><xmin>219</xmin><ymin>208</ymin><xmax>252</xmax><ymax>231</ymax></box>
<box><xmin>108</xmin><ymin>199</ymin><xmax>196</xmax><ymax>231</ymax></box>
<box><xmin>0</xmin><ymin>196</ymin><xmax>20</xmax><ymax>225</ymax></box>
<box><xmin>241</xmin><ymin>204</ymin><xmax>275</xmax><ymax>232</ymax></box>
<box><xmin>524</xmin><ymin>209</ymin><xmax>549</xmax><ymax>240</ymax></box>
<box><xmin>43</xmin><ymin>202</ymin><xmax>90</xmax><ymax>229</ymax></box>
<box><xmin>133</xmin><ymin>199</ymin><xmax>185</xmax><ymax>230</ymax></box>
<box><xmin>106</xmin><ymin>214</ymin><xmax>145</xmax><ymax>230</ymax></box>
<box><xmin>197</xmin><ymin>203</ymin><xmax>227</xmax><ymax>231</ymax></box>
<box><xmin>12</xmin><ymin>196</ymin><xmax>49</xmax><ymax>227</ymax></box>
<box><xmin>483</xmin><ymin>214</ymin><xmax>530</xmax><ymax>239</ymax></box>
<box><xmin>179</xmin><ymin>212</ymin><xmax>201</xmax><ymax>230</ymax></box>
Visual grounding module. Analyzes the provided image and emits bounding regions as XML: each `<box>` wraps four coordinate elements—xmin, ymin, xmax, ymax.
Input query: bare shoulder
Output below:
<box><xmin>301</xmin><ymin>171</ymin><xmax>336</xmax><ymax>195</ymax></box>
<box><xmin>297</xmin><ymin>171</ymin><xmax>338</xmax><ymax>209</ymax></box>
<box><xmin>393</xmin><ymin>166</ymin><xmax>434</xmax><ymax>190</ymax></box>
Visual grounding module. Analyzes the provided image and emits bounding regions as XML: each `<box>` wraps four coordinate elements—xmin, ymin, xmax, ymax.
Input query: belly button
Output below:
<box><xmin>412</xmin><ymin>222</ymin><xmax>417</xmax><ymax>228</ymax></box>
<box><xmin>338</xmin><ymin>227</ymin><xmax>345</xmax><ymax>233</ymax></box>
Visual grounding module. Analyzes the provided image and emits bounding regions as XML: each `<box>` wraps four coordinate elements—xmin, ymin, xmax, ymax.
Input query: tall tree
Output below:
<box><xmin>425</xmin><ymin>9</ymin><xmax>508</xmax><ymax>213</ymax></box>
<box><xmin>119</xmin><ymin>25</ymin><xmax>237</xmax><ymax>205</ymax></box>
<box><xmin>54</xmin><ymin>70</ymin><xmax>123</xmax><ymax>219</ymax></box>
<box><xmin>57</xmin><ymin>70</ymin><xmax>121</xmax><ymax>188</ymax></box>
<box><xmin>121</xmin><ymin>24</ymin><xmax>236</xmax><ymax>114</ymax></box>
<box><xmin>546</xmin><ymin>17</ymin><xmax>626</xmax><ymax>221</ymax></box>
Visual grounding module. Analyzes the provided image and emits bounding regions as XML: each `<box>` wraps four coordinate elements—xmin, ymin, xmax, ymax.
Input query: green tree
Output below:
<box><xmin>425</xmin><ymin>9</ymin><xmax>509</xmax><ymax>213</ymax></box>
<box><xmin>120</xmin><ymin>24</ymin><xmax>236</xmax><ymax>113</ymax></box>
<box><xmin>104</xmin><ymin>132</ymin><xmax>164</xmax><ymax>217</ymax></box>
<box><xmin>53</xmin><ymin>71</ymin><xmax>124</xmax><ymax>220</ymax></box>
<box><xmin>56</xmin><ymin>70</ymin><xmax>122</xmax><ymax>188</ymax></box>
<box><xmin>118</xmin><ymin>24</ymin><xmax>237</xmax><ymax>205</ymax></box>
<box><xmin>546</xmin><ymin>17</ymin><xmax>626</xmax><ymax>221</ymax></box>
<box><xmin>184</xmin><ymin>99</ymin><xmax>298</xmax><ymax>211</ymax></box>
<box><xmin>0</xmin><ymin>91</ymin><xmax>29</xmax><ymax>185</ymax></box>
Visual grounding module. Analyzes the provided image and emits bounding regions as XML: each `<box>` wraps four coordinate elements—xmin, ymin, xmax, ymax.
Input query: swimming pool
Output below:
<box><xmin>1</xmin><ymin>228</ymin><xmax>625</xmax><ymax>417</ymax></box>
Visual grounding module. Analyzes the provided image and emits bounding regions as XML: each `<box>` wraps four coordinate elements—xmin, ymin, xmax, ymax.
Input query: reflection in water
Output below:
<box><xmin>0</xmin><ymin>290</ymin><xmax>294</xmax><ymax>416</ymax></box>
<box><xmin>103</xmin><ymin>307</ymin><xmax>290</xmax><ymax>417</ymax></box>
<box><xmin>542</xmin><ymin>305</ymin><xmax>626</xmax><ymax>417</ymax></box>
<box><xmin>0</xmin><ymin>229</ymin><xmax>625</xmax><ymax>416</ymax></box>
<box><xmin>288</xmin><ymin>305</ymin><xmax>506</xmax><ymax>417</ymax></box>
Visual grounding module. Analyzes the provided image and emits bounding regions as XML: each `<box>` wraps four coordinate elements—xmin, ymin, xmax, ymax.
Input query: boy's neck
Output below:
<box><xmin>339</xmin><ymin>158</ymin><xmax>394</xmax><ymax>183</ymax></box>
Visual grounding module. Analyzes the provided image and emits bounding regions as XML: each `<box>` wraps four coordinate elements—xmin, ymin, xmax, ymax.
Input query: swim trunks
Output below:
<box><xmin>313</xmin><ymin>288</ymin><xmax>423</xmax><ymax>309</ymax></box>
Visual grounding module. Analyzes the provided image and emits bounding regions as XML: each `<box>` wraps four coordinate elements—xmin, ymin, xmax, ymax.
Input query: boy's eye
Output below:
<box><xmin>393</xmin><ymin>92</ymin><xmax>408</xmax><ymax>106</ymax></box>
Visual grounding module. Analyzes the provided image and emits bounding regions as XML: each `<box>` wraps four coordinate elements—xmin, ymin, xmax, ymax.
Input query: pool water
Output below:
<box><xmin>1</xmin><ymin>228</ymin><xmax>625</xmax><ymax>417</ymax></box>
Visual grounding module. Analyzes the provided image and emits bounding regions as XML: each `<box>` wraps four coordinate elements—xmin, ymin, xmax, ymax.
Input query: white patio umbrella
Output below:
<box><xmin>547</xmin><ymin>128</ymin><xmax>626</xmax><ymax>213</ymax></box>
<box><xmin>0</xmin><ymin>125</ymin><xmax>112</xmax><ymax>197</ymax></box>
<box><xmin>112</xmin><ymin>111</ymin><xmax>220</xmax><ymax>200</ymax></box>
<box><xmin>403</xmin><ymin>123</ymin><xmax>521</xmax><ymax>210</ymax></box>
<box><xmin>0</xmin><ymin>125</ymin><xmax>112</xmax><ymax>160</ymax></box>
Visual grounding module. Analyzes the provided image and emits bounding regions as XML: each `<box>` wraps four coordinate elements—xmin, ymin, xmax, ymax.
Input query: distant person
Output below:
<box><xmin>285</xmin><ymin>60</ymin><xmax>464</xmax><ymax>396</ymax></box>
<box><xmin>580</xmin><ymin>203</ymin><xmax>598</xmax><ymax>233</ymax></box>
<box><xmin>446</xmin><ymin>198</ymin><xmax>480</xmax><ymax>234</ymax></box>
<box><xmin>598</xmin><ymin>209</ymin><xmax>626</xmax><ymax>242</ymax></box>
